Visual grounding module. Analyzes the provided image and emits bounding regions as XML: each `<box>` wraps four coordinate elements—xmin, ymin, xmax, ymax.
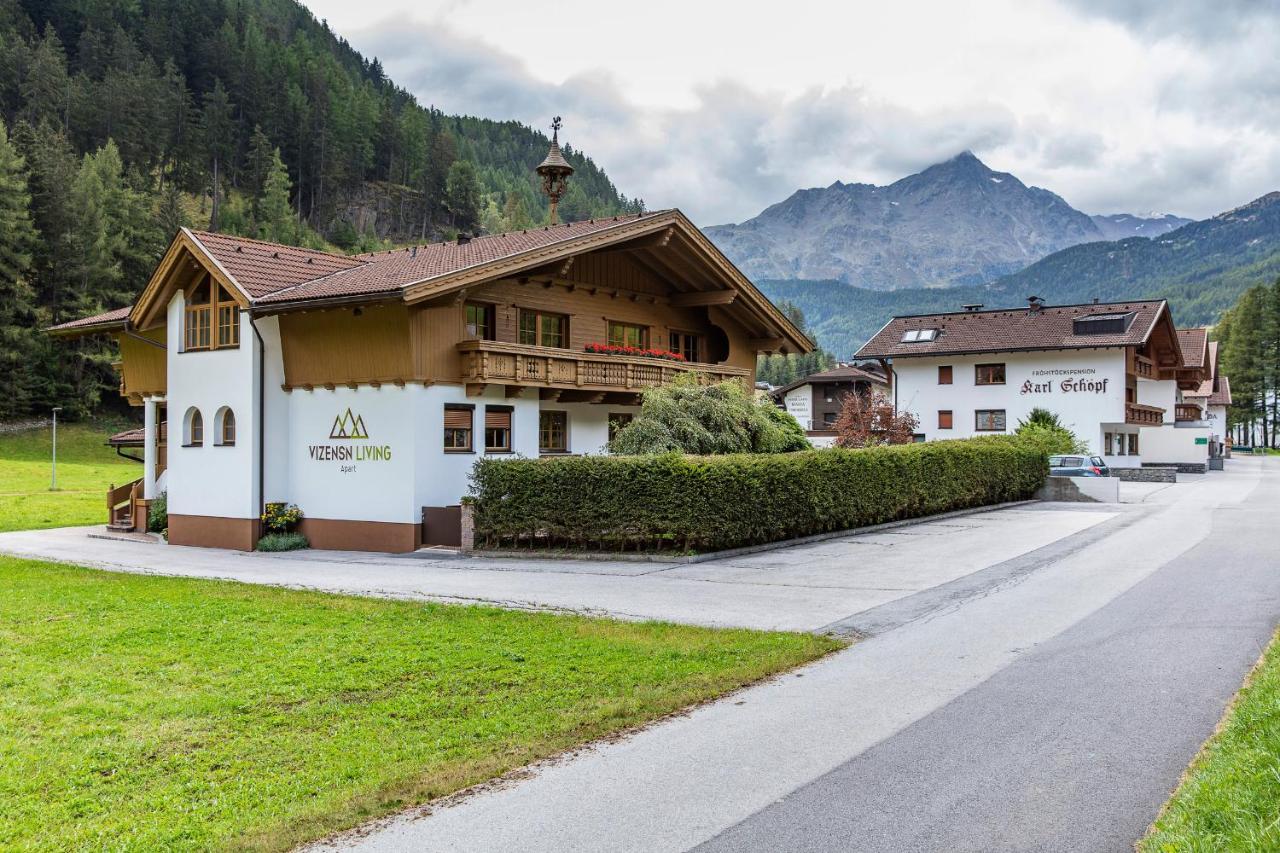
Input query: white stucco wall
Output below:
<box><xmin>893</xmin><ymin>349</ymin><xmax>1130</xmax><ymax>455</ymax></box>
<box><xmin>1140</xmin><ymin>426</ymin><xmax>1212</xmax><ymax>465</ymax></box>
<box><xmin>164</xmin><ymin>293</ymin><xmax>260</xmax><ymax>520</ymax></box>
<box><xmin>1136</xmin><ymin>378</ymin><xmax>1178</xmax><ymax>413</ymax></box>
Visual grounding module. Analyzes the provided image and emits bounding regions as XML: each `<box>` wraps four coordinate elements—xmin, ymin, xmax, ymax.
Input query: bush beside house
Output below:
<box><xmin>470</xmin><ymin>436</ymin><xmax>1048</xmax><ymax>553</ymax></box>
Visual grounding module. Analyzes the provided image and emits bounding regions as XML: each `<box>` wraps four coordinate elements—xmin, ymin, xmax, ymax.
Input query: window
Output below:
<box><xmin>184</xmin><ymin>407</ymin><xmax>204</xmax><ymax>446</ymax></box>
<box><xmin>975</xmin><ymin>409</ymin><xmax>1006</xmax><ymax>431</ymax></box>
<box><xmin>975</xmin><ymin>363</ymin><xmax>1006</xmax><ymax>385</ymax></box>
<box><xmin>938</xmin><ymin>410</ymin><xmax>953</xmax><ymax>429</ymax></box>
<box><xmin>1104</xmin><ymin>432</ymin><xmax>1114</xmax><ymax>454</ymax></box>
<box><xmin>607</xmin><ymin>413</ymin><xmax>633</xmax><ymax>443</ymax></box>
<box><xmin>1050</xmin><ymin>456</ymin><xmax>1085</xmax><ymax>468</ymax></box>
<box><xmin>519</xmin><ymin>310</ymin><xmax>568</xmax><ymax>348</ymax></box>
<box><xmin>669</xmin><ymin>331</ymin><xmax>702</xmax><ymax>362</ymax></box>
<box><xmin>217</xmin><ymin>304</ymin><xmax>239</xmax><ymax>347</ymax></box>
<box><xmin>608</xmin><ymin>321</ymin><xmax>648</xmax><ymax>349</ymax></box>
<box><xmin>938</xmin><ymin>365</ymin><xmax>953</xmax><ymax>385</ymax></box>
<box><xmin>823</xmin><ymin>411</ymin><xmax>838</xmax><ymax>426</ymax></box>
<box><xmin>215</xmin><ymin>407</ymin><xmax>236</xmax><ymax>446</ymax></box>
<box><xmin>184</xmin><ymin>276</ymin><xmax>238</xmax><ymax>351</ymax></box>
<box><xmin>443</xmin><ymin>405</ymin><xmax>473</xmax><ymax>452</ymax></box>
<box><xmin>1128</xmin><ymin>433</ymin><xmax>1139</xmax><ymax>455</ymax></box>
<box><xmin>484</xmin><ymin>406</ymin><xmax>512</xmax><ymax>453</ymax></box>
<box><xmin>900</xmin><ymin>328</ymin><xmax>939</xmax><ymax>343</ymax></box>
<box><xmin>465</xmin><ymin>302</ymin><xmax>495</xmax><ymax>340</ymax></box>
<box><xmin>539</xmin><ymin>410</ymin><xmax>567</xmax><ymax>453</ymax></box>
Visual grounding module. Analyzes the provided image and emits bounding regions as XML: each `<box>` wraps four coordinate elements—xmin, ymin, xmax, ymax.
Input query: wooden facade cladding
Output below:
<box><xmin>114</xmin><ymin>327</ymin><xmax>166</xmax><ymax>402</ymax></box>
<box><xmin>456</xmin><ymin>340</ymin><xmax>750</xmax><ymax>394</ymax></box>
<box><xmin>279</xmin><ymin>303</ymin><xmax>414</xmax><ymax>389</ymax></box>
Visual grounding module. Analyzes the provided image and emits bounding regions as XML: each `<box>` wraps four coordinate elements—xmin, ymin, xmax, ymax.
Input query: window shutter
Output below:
<box><xmin>485</xmin><ymin>408</ymin><xmax>511</xmax><ymax>429</ymax></box>
<box><xmin>444</xmin><ymin>407</ymin><xmax>472</xmax><ymax>429</ymax></box>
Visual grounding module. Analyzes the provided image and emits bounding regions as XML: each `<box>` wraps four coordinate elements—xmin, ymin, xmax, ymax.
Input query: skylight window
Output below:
<box><xmin>901</xmin><ymin>328</ymin><xmax>939</xmax><ymax>343</ymax></box>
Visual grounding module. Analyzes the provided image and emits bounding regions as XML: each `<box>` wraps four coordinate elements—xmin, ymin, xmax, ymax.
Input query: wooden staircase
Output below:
<box><xmin>107</xmin><ymin>478</ymin><xmax>145</xmax><ymax>532</ymax></box>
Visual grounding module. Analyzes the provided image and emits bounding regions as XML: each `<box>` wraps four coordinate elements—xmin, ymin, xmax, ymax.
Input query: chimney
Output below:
<box><xmin>962</xmin><ymin>303</ymin><xmax>984</xmax><ymax>312</ymax></box>
<box><xmin>1027</xmin><ymin>295</ymin><xmax>1044</xmax><ymax>313</ymax></box>
<box><xmin>456</xmin><ymin>233</ymin><xmax>470</xmax><ymax>245</ymax></box>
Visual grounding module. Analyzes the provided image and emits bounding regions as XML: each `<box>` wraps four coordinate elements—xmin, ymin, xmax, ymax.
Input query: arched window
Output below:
<box><xmin>184</xmin><ymin>407</ymin><xmax>204</xmax><ymax>446</ymax></box>
<box><xmin>215</xmin><ymin>407</ymin><xmax>236</xmax><ymax>446</ymax></box>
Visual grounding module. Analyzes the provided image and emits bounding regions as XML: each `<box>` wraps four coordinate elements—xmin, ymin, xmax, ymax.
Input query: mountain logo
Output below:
<box><xmin>329</xmin><ymin>408</ymin><xmax>369</xmax><ymax>440</ymax></box>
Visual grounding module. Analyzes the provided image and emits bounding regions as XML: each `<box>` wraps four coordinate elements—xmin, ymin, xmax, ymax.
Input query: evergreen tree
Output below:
<box><xmin>200</xmin><ymin>79</ymin><xmax>234</xmax><ymax>230</ymax></box>
<box><xmin>445</xmin><ymin>158</ymin><xmax>481</xmax><ymax>234</ymax></box>
<box><xmin>502</xmin><ymin>192</ymin><xmax>531</xmax><ymax>231</ymax></box>
<box><xmin>257</xmin><ymin>147</ymin><xmax>298</xmax><ymax>244</ymax></box>
<box><xmin>0</xmin><ymin>118</ymin><xmax>38</xmax><ymax>418</ymax></box>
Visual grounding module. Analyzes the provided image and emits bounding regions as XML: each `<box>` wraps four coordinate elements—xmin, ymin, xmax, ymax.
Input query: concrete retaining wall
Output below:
<box><xmin>1036</xmin><ymin>476</ymin><xmax>1120</xmax><ymax>503</ymax></box>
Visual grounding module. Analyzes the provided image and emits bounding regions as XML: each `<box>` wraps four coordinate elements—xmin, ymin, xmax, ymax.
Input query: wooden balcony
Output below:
<box><xmin>1133</xmin><ymin>354</ymin><xmax>1155</xmax><ymax>379</ymax></box>
<box><xmin>1125</xmin><ymin>402</ymin><xmax>1165</xmax><ymax>426</ymax></box>
<box><xmin>457</xmin><ymin>340</ymin><xmax>751</xmax><ymax>399</ymax></box>
<box><xmin>1175</xmin><ymin>404</ymin><xmax>1203</xmax><ymax>423</ymax></box>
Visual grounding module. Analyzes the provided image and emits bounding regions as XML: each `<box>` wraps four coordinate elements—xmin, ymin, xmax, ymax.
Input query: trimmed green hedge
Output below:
<box><xmin>469</xmin><ymin>436</ymin><xmax>1048</xmax><ymax>553</ymax></box>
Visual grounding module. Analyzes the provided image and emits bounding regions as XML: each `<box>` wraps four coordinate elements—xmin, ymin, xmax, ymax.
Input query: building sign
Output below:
<box><xmin>784</xmin><ymin>387</ymin><xmax>812</xmax><ymax>430</ymax></box>
<box><xmin>309</xmin><ymin>408</ymin><xmax>392</xmax><ymax>472</ymax></box>
<box><xmin>1020</xmin><ymin>368</ymin><xmax>1110</xmax><ymax>396</ymax></box>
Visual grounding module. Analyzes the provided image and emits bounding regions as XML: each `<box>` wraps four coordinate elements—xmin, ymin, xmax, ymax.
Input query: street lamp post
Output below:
<box><xmin>50</xmin><ymin>407</ymin><xmax>62</xmax><ymax>491</ymax></box>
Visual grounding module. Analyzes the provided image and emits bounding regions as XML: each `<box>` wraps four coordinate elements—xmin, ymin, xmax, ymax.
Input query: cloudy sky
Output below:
<box><xmin>302</xmin><ymin>0</ymin><xmax>1279</xmax><ymax>225</ymax></box>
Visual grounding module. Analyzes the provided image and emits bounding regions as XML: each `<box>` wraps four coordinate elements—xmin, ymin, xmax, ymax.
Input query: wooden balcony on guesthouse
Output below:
<box><xmin>1175</xmin><ymin>403</ymin><xmax>1203</xmax><ymax>423</ymax></box>
<box><xmin>456</xmin><ymin>340</ymin><xmax>751</xmax><ymax>402</ymax></box>
<box><xmin>1125</xmin><ymin>402</ymin><xmax>1165</xmax><ymax>426</ymax></box>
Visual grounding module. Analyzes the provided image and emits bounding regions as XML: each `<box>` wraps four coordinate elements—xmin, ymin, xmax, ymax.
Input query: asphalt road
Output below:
<box><xmin>700</xmin><ymin>460</ymin><xmax>1280</xmax><ymax>851</ymax></box>
<box><xmin>311</xmin><ymin>456</ymin><xmax>1277</xmax><ymax>853</ymax></box>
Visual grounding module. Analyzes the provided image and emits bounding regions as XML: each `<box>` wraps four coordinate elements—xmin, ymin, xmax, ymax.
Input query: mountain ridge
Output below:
<box><xmin>705</xmin><ymin>152</ymin><xmax>1188</xmax><ymax>291</ymax></box>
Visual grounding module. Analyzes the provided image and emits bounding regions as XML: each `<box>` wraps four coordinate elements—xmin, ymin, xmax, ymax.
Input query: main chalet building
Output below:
<box><xmin>54</xmin><ymin>210</ymin><xmax>810</xmax><ymax>552</ymax></box>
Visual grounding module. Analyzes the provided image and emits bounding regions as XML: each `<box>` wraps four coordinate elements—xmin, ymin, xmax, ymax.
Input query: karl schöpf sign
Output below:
<box><xmin>1020</xmin><ymin>368</ymin><xmax>1111</xmax><ymax>396</ymax></box>
<box><xmin>309</xmin><ymin>408</ymin><xmax>393</xmax><ymax>472</ymax></box>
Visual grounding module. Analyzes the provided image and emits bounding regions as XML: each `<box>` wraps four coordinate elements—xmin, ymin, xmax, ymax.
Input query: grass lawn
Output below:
<box><xmin>1142</xmin><ymin>627</ymin><xmax>1280</xmax><ymax>851</ymax></box>
<box><xmin>0</xmin><ymin>556</ymin><xmax>841</xmax><ymax>851</ymax></box>
<box><xmin>0</xmin><ymin>421</ymin><xmax>140</xmax><ymax>532</ymax></box>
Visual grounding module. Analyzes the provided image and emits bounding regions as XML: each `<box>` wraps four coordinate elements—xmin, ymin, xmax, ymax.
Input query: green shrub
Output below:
<box><xmin>147</xmin><ymin>492</ymin><xmax>167</xmax><ymax>533</ymax></box>
<box><xmin>608</xmin><ymin>374</ymin><xmax>808</xmax><ymax>455</ymax></box>
<box><xmin>256</xmin><ymin>532</ymin><xmax>309</xmax><ymax>552</ymax></box>
<box><xmin>470</xmin><ymin>435</ymin><xmax>1048</xmax><ymax>553</ymax></box>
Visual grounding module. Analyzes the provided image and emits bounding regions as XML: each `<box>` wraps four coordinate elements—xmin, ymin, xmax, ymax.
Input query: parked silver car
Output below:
<box><xmin>1048</xmin><ymin>454</ymin><xmax>1111</xmax><ymax>477</ymax></box>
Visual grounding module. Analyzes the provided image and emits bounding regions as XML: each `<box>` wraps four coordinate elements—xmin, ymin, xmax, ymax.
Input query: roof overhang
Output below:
<box><xmin>130</xmin><ymin>228</ymin><xmax>251</xmax><ymax>330</ymax></box>
<box><xmin>395</xmin><ymin>210</ymin><xmax>813</xmax><ymax>355</ymax></box>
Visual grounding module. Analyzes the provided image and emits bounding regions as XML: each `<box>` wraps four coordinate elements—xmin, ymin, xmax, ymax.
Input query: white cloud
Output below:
<box><xmin>304</xmin><ymin>0</ymin><xmax>1280</xmax><ymax>224</ymax></box>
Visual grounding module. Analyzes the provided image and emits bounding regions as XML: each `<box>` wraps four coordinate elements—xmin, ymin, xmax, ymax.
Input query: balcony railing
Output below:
<box><xmin>1133</xmin><ymin>354</ymin><xmax>1155</xmax><ymax>379</ymax></box>
<box><xmin>1175</xmin><ymin>404</ymin><xmax>1203</xmax><ymax>422</ymax></box>
<box><xmin>457</xmin><ymin>340</ymin><xmax>751</xmax><ymax>393</ymax></box>
<box><xmin>1125</xmin><ymin>402</ymin><xmax>1165</xmax><ymax>426</ymax></box>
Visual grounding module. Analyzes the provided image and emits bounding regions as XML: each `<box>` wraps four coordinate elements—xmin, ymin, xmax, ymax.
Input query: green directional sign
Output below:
<box><xmin>1195</xmin><ymin>437</ymin><xmax>1208</xmax><ymax>445</ymax></box>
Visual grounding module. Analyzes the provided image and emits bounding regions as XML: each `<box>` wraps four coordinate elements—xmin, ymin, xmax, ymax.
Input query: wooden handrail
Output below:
<box><xmin>1125</xmin><ymin>402</ymin><xmax>1164</xmax><ymax>426</ymax></box>
<box><xmin>457</xmin><ymin>340</ymin><xmax>750</xmax><ymax>392</ymax></box>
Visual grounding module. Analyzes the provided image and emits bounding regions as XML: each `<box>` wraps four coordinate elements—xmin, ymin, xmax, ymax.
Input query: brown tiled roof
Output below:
<box><xmin>1209</xmin><ymin>376</ymin><xmax>1232</xmax><ymax>406</ymax></box>
<box><xmin>855</xmin><ymin>300</ymin><xmax>1169</xmax><ymax>359</ymax></box>
<box><xmin>189</xmin><ymin>230</ymin><xmax>364</xmax><ymax>298</ymax></box>
<box><xmin>48</xmin><ymin>306</ymin><xmax>130</xmax><ymax>333</ymax></box>
<box><xmin>252</xmin><ymin>213</ymin><xmax>669</xmax><ymax>306</ymax></box>
<box><xmin>107</xmin><ymin>427</ymin><xmax>145</xmax><ymax>446</ymax></box>
<box><xmin>772</xmin><ymin>364</ymin><xmax>889</xmax><ymax>397</ymax></box>
<box><xmin>1176</xmin><ymin>327</ymin><xmax>1208</xmax><ymax>369</ymax></box>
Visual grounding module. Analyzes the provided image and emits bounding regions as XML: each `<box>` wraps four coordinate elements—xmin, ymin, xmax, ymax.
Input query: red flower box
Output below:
<box><xmin>583</xmin><ymin>342</ymin><xmax>687</xmax><ymax>362</ymax></box>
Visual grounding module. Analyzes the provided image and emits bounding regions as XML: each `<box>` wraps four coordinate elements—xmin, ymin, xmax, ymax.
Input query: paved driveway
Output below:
<box><xmin>0</xmin><ymin>502</ymin><xmax>1113</xmax><ymax>633</ymax></box>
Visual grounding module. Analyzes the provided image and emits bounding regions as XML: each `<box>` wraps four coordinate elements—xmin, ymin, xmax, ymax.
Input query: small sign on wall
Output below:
<box><xmin>1195</xmin><ymin>437</ymin><xmax>1208</xmax><ymax>445</ymax></box>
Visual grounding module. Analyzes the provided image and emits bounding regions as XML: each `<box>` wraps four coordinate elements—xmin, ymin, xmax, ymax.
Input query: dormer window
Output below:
<box><xmin>1073</xmin><ymin>313</ymin><xmax>1133</xmax><ymax>336</ymax></box>
<box><xmin>184</xmin><ymin>275</ymin><xmax>240</xmax><ymax>351</ymax></box>
<box><xmin>901</xmin><ymin>328</ymin><xmax>939</xmax><ymax>343</ymax></box>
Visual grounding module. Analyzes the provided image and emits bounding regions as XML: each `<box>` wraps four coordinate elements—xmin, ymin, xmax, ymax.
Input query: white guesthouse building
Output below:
<box><xmin>855</xmin><ymin>298</ymin><xmax>1218</xmax><ymax>470</ymax></box>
